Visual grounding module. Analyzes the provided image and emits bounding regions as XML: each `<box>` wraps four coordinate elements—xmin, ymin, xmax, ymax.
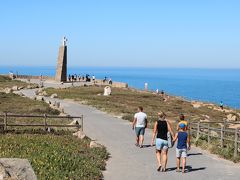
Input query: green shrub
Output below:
<box><xmin>0</xmin><ymin>134</ymin><xmax>108</xmax><ymax>180</ymax></box>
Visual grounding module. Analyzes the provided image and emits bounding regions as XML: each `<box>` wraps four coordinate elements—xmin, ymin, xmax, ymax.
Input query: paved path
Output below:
<box><xmin>21</xmin><ymin>88</ymin><xmax>240</xmax><ymax>180</ymax></box>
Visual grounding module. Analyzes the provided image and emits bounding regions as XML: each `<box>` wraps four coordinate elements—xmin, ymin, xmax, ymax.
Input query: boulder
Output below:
<box><xmin>73</xmin><ymin>131</ymin><xmax>86</xmax><ymax>140</ymax></box>
<box><xmin>11</xmin><ymin>86</ymin><xmax>18</xmax><ymax>91</ymax></box>
<box><xmin>4</xmin><ymin>88</ymin><xmax>13</xmax><ymax>94</ymax></box>
<box><xmin>227</xmin><ymin>114</ymin><xmax>238</xmax><ymax>122</ymax></box>
<box><xmin>103</xmin><ymin>86</ymin><xmax>111</xmax><ymax>96</ymax></box>
<box><xmin>210</xmin><ymin>130</ymin><xmax>219</xmax><ymax>137</ymax></box>
<box><xmin>18</xmin><ymin>86</ymin><xmax>24</xmax><ymax>90</ymax></box>
<box><xmin>0</xmin><ymin>158</ymin><xmax>37</xmax><ymax>180</ymax></box>
<box><xmin>50</xmin><ymin>93</ymin><xmax>58</xmax><ymax>98</ymax></box>
<box><xmin>41</xmin><ymin>91</ymin><xmax>47</xmax><ymax>96</ymax></box>
<box><xmin>36</xmin><ymin>96</ymin><xmax>44</xmax><ymax>101</ymax></box>
<box><xmin>90</xmin><ymin>141</ymin><xmax>103</xmax><ymax>148</ymax></box>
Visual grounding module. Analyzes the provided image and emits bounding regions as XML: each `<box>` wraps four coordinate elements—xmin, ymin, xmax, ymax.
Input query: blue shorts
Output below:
<box><xmin>156</xmin><ymin>138</ymin><xmax>168</xmax><ymax>151</ymax></box>
<box><xmin>135</xmin><ymin>127</ymin><xmax>145</xmax><ymax>137</ymax></box>
<box><xmin>176</xmin><ymin>148</ymin><xmax>187</xmax><ymax>158</ymax></box>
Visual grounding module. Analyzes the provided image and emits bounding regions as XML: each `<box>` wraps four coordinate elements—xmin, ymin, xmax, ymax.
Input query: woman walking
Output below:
<box><xmin>151</xmin><ymin>112</ymin><xmax>174</xmax><ymax>172</ymax></box>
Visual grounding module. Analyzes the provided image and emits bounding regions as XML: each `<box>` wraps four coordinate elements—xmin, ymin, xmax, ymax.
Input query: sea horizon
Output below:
<box><xmin>1</xmin><ymin>65</ymin><xmax>240</xmax><ymax>109</ymax></box>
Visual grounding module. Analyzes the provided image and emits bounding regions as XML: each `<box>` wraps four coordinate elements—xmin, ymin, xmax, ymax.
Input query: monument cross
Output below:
<box><xmin>55</xmin><ymin>36</ymin><xmax>67</xmax><ymax>82</ymax></box>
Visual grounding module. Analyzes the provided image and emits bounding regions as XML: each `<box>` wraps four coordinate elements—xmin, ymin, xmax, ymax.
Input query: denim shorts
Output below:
<box><xmin>176</xmin><ymin>148</ymin><xmax>187</xmax><ymax>158</ymax></box>
<box><xmin>156</xmin><ymin>138</ymin><xmax>168</xmax><ymax>150</ymax></box>
<box><xmin>135</xmin><ymin>127</ymin><xmax>145</xmax><ymax>137</ymax></box>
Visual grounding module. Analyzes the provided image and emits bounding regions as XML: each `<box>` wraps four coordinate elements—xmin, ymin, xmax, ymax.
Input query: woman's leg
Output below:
<box><xmin>156</xmin><ymin>150</ymin><xmax>162</xmax><ymax>169</ymax></box>
<box><xmin>162</xmin><ymin>149</ymin><xmax>168</xmax><ymax>171</ymax></box>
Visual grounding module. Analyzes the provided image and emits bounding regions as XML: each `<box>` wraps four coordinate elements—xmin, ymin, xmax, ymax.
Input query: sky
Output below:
<box><xmin>0</xmin><ymin>0</ymin><xmax>240</xmax><ymax>68</ymax></box>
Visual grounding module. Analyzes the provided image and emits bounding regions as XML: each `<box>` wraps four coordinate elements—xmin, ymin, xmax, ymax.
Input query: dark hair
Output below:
<box><xmin>138</xmin><ymin>106</ymin><xmax>143</xmax><ymax>111</ymax></box>
<box><xmin>179</xmin><ymin>114</ymin><xmax>185</xmax><ymax>120</ymax></box>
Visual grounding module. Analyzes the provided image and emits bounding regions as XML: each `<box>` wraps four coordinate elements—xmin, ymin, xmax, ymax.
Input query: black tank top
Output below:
<box><xmin>157</xmin><ymin>120</ymin><xmax>168</xmax><ymax>140</ymax></box>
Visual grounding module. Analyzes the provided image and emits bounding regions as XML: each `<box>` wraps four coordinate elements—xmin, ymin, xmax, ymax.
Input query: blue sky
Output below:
<box><xmin>0</xmin><ymin>0</ymin><xmax>240</xmax><ymax>68</ymax></box>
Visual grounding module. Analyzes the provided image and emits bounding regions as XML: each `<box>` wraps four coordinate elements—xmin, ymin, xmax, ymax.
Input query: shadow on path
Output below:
<box><xmin>188</xmin><ymin>153</ymin><xmax>203</xmax><ymax>157</ymax></box>
<box><xmin>167</xmin><ymin>166</ymin><xmax>206</xmax><ymax>173</ymax></box>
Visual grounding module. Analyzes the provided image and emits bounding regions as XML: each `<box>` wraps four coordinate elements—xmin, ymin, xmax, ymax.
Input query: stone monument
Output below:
<box><xmin>55</xmin><ymin>37</ymin><xmax>67</xmax><ymax>82</ymax></box>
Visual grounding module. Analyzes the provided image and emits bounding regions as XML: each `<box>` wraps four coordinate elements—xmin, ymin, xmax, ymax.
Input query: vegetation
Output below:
<box><xmin>0</xmin><ymin>75</ymin><xmax>31</xmax><ymax>89</ymax></box>
<box><xmin>0</xmin><ymin>133</ymin><xmax>108</xmax><ymax>179</ymax></box>
<box><xmin>46</xmin><ymin>86</ymin><xmax>228</xmax><ymax>127</ymax></box>
<box><xmin>193</xmin><ymin>135</ymin><xmax>240</xmax><ymax>162</ymax></box>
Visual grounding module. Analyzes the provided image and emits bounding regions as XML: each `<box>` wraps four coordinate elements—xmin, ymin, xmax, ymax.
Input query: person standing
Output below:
<box><xmin>151</xmin><ymin>112</ymin><xmax>174</xmax><ymax>172</ymax></box>
<box><xmin>132</xmin><ymin>106</ymin><xmax>148</xmax><ymax>148</ymax></box>
<box><xmin>173</xmin><ymin>123</ymin><xmax>191</xmax><ymax>173</ymax></box>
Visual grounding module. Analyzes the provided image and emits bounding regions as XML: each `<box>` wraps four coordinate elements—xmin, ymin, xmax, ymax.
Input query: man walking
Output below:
<box><xmin>132</xmin><ymin>106</ymin><xmax>148</xmax><ymax>148</ymax></box>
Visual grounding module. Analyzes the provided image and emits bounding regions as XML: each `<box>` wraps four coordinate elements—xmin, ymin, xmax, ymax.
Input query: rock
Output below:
<box><xmin>210</xmin><ymin>130</ymin><xmax>219</xmax><ymax>137</ymax></box>
<box><xmin>13</xmin><ymin>91</ymin><xmax>25</xmax><ymax>97</ymax></box>
<box><xmin>11</xmin><ymin>86</ymin><xmax>18</xmax><ymax>91</ymax></box>
<box><xmin>50</xmin><ymin>93</ymin><xmax>58</xmax><ymax>98</ymax></box>
<box><xmin>36</xmin><ymin>96</ymin><xmax>44</xmax><ymax>101</ymax></box>
<box><xmin>90</xmin><ymin>141</ymin><xmax>103</xmax><ymax>148</ymax></box>
<box><xmin>18</xmin><ymin>86</ymin><xmax>24</xmax><ymax>90</ymax></box>
<box><xmin>4</xmin><ymin>88</ymin><xmax>13</xmax><ymax>94</ymax></box>
<box><xmin>73</xmin><ymin>131</ymin><xmax>86</xmax><ymax>140</ymax></box>
<box><xmin>41</xmin><ymin>91</ymin><xmax>47</xmax><ymax>96</ymax></box>
<box><xmin>0</xmin><ymin>158</ymin><xmax>37</xmax><ymax>180</ymax></box>
<box><xmin>227</xmin><ymin>114</ymin><xmax>238</xmax><ymax>122</ymax></box>
<box><xmin>27</xmin><ymin>85</ymin><xmax>33</xmax><ymax>89</ymax></box>
<box><xmin>103</xmin><ymin>86</ymin><xmax>111</xmax><ymax>96</ymax></box>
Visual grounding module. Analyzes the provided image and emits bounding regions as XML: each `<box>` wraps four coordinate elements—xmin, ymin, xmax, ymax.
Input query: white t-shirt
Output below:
<box><xmin>134</xmin><ymin>112</ymin><xmax>147</xmax><ymax>127</ymax></box>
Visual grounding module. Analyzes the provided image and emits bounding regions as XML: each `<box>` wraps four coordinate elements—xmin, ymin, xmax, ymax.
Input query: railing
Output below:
<box><xmin>0</xmin><ymin>113</ymin><xmax>83</xmax><ymax>132</ymax></box>
<box><xmin>189</xmin><ymin>120</ymin><xmax>240</xmax><ymax>159</ymax></box>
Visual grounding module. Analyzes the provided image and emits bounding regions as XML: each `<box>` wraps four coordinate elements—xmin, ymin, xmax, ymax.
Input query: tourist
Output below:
<box><xmin>177</xmin><ymin>114</ymin><xmax>188</xmax><ymax>131</ymax></box>
<box><xmin>109</xmin><ymin>78</ymin><xmax>112</xmax><ymax>85</ymax></box>
<box><xmin>92</xmin><ymin>75</ymin><xmax>96</xmax><ymax>82</ymax></box>
<box><xmin>151</xmin><ymin>112</ymin><xmax>174</xmax><ymax>172</ymax></box>
<box><xmin>173</xmin><ymin>123</ymin><xmax>191</xmax><ymax>173</ymax></box>
<box><xmin>68</xmin><ymin>74</ymin><xmax>71</xmax><ymax>81</ymax></box>
<box><xmin>103</xmin><ymin>76</ymin><xmax>107</xmax><ymax>82</ymax></box>
<box><xmin>220</xmin><ymin>101</ymin><xmax>224</xmax><ymax>110</ymax></box>
<box><xmin>132</xmin><ymin>106</ymin><xmax>148</xmax><ymax>148</ymax></box>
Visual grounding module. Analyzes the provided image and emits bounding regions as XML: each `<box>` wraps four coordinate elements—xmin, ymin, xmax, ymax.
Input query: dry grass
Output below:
<box><xmin>46</xmin><ymin>86</ymin><xmax>228</xmax><ymax>128</ymax></box>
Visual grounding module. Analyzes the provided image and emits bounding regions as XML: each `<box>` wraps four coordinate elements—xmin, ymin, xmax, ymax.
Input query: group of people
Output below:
<box><xmin>132</xmin><ymin>107</ymin><xmax>190</xmax><ymax>173</ymax></box>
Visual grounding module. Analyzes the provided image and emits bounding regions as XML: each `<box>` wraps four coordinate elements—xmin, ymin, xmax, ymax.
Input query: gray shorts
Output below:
<box><xmin>135</xmin><ymin>127</ymin><xmax>145</xmax><ymax>137</ymax></box>
<box><xmin>176</xmin><ymin>148</ymin><xmax>187</xmax><ymax>158</ymax></box>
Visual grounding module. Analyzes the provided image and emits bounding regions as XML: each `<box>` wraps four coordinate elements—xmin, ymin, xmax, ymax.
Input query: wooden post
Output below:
<box><xmin>196</xmin><ymin>121</ymin><xmax>200</xmax><ymax>140</ymax></box>
<box><xmin>44</xmin><ymin>114</ymin><xmax>47</xmax><ymax>131</ymax></box>
<box><xmin>4</xmin><ymin>113</ymin><xmax>7</xmax><ymax>131</ymax></box>
<box><xmin>207</xmin><ymin>124</ymin><xmax>210</xmax><ymax>145</ymax></box>
<box><xmin>234</xmin><ymin>128</ymin><xmax>238</xmax><ymax>159</ymax></box>
<box><xmin>80</xmin><ymin>115</ymin><xmax>83</xmax><ymax>131</ymax></box>
<box><xmin>220</xmin><ymin>125</ymin><xmax>224</xmax><ymax>148</ymax></box>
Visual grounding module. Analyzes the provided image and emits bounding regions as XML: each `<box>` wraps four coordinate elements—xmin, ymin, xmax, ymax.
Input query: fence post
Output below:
<box><xmin>44</xmin><ymin>114</ymin><xmax>47</xmax><ymax>131</ymax></box>
<box><xmin>4</xmin><ymin>113</ymin><xmax>7</xmax><ymax>131</ymax></box>
<box><xmin>80</xmin><ymin>115</ymin><xmax>83</xmax><ymax>131</ymax></box>
<box><xmin>207</xmin><ymin>124</ymin><xmax>210</xmax><ymax>145</ymax></box>
<box><xmin>220</xmin><ymin>125</ymin><xmax>224</xmax><ymax>148</ymax></box>
<box><xmin>234</xmin><ymin>128</ymin><xmax>238</xmax><ymax>159</ymax></box>
<box><xmin>196</xmin><ymin>121</ymin><xmax>200</xmax><ymax>141</ymax></box>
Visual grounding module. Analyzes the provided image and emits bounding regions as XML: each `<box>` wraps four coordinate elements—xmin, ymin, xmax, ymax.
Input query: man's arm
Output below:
<box><xmin>132</xmin><ymin>118</ymin><xmax>137</xmax><ymax>130</ymax></box>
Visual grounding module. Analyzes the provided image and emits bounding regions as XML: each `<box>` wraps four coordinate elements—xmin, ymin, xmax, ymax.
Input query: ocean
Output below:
<box><xmin>1</xmin><ymin>66</ymin><xmax>240</xmax><ymax>109</ymax></box>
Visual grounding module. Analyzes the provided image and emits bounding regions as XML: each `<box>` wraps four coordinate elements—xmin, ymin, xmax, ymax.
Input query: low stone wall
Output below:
<box><xmin>95</xmin><ymin>80</ymin><xmax>128</xmax><ymax>88</ymax></box>
<box><xmin>16</xmin><ymin>75</ymin><xmax>55</xmax><ymax>81</ymax></box>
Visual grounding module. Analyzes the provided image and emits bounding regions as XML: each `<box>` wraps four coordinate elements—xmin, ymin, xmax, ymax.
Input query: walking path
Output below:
<box><xmin>21</xmin><ymin>88</ymin><xmax>240</xmax><ymax>180</ymax></box>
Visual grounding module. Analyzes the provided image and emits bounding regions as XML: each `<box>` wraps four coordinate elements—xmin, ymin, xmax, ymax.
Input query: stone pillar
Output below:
<box><xmin>55</xmin><ymin>39</ymin><xmax>67</xmax><ymax>82</ymax></box>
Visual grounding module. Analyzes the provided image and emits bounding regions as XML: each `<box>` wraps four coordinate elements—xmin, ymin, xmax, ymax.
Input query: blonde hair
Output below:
<box><xmin>158</xmin><ymin>111</ymin><xmax>166</xmax><ymax>119</ymax></box>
